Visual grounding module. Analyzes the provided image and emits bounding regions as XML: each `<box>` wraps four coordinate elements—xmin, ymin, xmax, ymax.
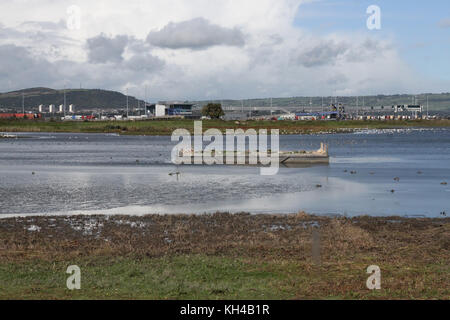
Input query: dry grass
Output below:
<box><xmin>1</xmin><ymin>213</ymin><xmax>448</xmax><ymax>263</ymax></box>
<box><xmin>0</xmin><ymin>213</ymin><xmax>448</xmax><ymax>299</ymax></box>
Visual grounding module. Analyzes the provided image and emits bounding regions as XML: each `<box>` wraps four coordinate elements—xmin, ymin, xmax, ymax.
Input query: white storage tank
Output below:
<box><xmin>59</xmin><ymin>105</ymin><xmax>64</xmax><ymax>113</ymax></box>
<box><xmin>38</xmin><ymin>105</ymin><xmax>43</xmax><ymax>113</ymax></box>
<box><xmin>49</xmin><ymin>104</ymin><xmax>55</xmax><ymax>113</ymax></box>
<box><xmin>69</xmin><ymin>104</ymin><xmax>75</xmax><ymax>113</ymax></box>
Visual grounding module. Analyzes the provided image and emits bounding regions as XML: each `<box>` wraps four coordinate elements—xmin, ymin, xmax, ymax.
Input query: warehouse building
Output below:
<box><xmin>145</xmin><ymin>102</ymin><xmax>195</xmax><ymax>117</ymax></box>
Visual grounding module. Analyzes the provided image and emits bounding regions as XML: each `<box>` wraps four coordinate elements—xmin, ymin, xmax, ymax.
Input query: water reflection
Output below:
<box><xmin>0</xmin><ymin>129</ymin><xmax>449</xmax><ymax>217</ymax></box>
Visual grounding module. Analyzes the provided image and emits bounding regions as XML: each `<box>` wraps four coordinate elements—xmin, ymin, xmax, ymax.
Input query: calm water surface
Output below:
<box><xmin>0</xmin><ymin>128</ymin><xmax>449</xmax><ymax>217</ymax></box>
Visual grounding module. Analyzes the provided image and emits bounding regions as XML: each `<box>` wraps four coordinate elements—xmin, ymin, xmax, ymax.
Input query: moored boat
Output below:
<box><xmin>278</xmin><ymin>143</ymin><xmax>329</xmax><ymax>164</ymax></box>
<box><xmin>178</xmin><ymin>143</ymin><xmax>329</xmax><ymax>165</ymax></box>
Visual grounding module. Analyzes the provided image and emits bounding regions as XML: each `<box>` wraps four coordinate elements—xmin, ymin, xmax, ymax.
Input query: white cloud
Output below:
<box><xmin>147</xmin><ymin>18</ymin><xmax>245</xmax><ymax>50</ymax></box>
<box><xmin>294</xmin><ymin>39</ymin><xmax>348</xmax><ymax>67</ymax></box>
<box><xmin>0</xmin><ymin>0</ymin><xmax>441</xmax><ymax>99</ymax></box>
<box><xmin>438</xmin><ymin>18</ymin><xmax>450</xmax><ymax>28</ymax></box>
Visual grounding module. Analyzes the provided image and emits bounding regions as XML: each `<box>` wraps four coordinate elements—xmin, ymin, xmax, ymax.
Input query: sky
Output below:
<box><xmin>0</xmin><ymin>0</ymin><xmax>449</xmax><ymax>101</ymax></box>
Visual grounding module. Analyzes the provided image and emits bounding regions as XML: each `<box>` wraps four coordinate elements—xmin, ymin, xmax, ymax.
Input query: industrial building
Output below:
<box><xmin>145</xmin><ymin>102</ymin><xmax>194</xmax><ymax>117</ymax></box>
<box><xmin>291</xmin><ymin>105</ymin><xmax>424</xmax><ymax>121</ymax></box>
<box><xmin>35</xmin><ymin>104</ymin><xmax>75</xmax><ymax>114</ymax></box>
<box><xmin>295</xmin><ymin>111</ymin><xmax>339</xmax><ymax>120</ymax></box>
<box><xmin>0</xmin><ymin>113</ymin><xmax>42</xmax><ymax>119</ymax></box>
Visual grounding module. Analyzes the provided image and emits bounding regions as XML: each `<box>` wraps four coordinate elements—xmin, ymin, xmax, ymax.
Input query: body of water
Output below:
<box><xmin>1</xmin><ymin>128</ymin><xmax>449</xmax><ymax>217</ymax></box>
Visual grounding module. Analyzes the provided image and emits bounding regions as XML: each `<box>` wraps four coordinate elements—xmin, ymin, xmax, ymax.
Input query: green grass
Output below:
<box><xmin>1</xmin><ymin>119</ymin><xmax>449</xmax><ymax>136</ymax></box>
<box><xmin>0</xmin><ymin>255</ymin><xmax>290</xmax><ymax>300</ymax></box>
<box><xmin>1</xmin><ymin>255</ymin><xmax>448</xmax><ymax>300</ymax></box>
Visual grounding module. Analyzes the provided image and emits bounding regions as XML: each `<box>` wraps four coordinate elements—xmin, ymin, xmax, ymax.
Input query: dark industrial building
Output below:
<box><xmin>145</xmin><ymin>102</ymin><xmax>195</xmax><ymax>117</ymax></box>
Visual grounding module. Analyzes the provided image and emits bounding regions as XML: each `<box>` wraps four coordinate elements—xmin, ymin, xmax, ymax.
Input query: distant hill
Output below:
<box><xmin>193</xmin><ymin>93</ymin><xmax>450</xmax><ymax>112</ymax></box>
<box><xmin>1</xmin><ymin>87</ymin><xmax>449</xmax><ymax>112</ymax></box>
<box><xmin>0</xmin><ymin>87</ymin><xmax>145</xmax><ymax>111</ymax></box>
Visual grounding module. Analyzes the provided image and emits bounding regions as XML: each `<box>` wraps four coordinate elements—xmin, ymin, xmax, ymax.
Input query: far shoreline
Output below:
<box><xmin>1</xmin><ymin>119</ymin><xmax>450</xmax><ymax>136</ymax></box>
<box><xmin>0</xmin><ymin>211</ymin><xmax>445</xmax><ymax>220</ymax></box>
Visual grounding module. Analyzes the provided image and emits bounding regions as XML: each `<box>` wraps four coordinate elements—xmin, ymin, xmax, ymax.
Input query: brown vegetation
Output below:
<box><xmin>1</xmin><ymin>213</ymin><xmax>448</xmax><ymax>263</ymax></box>
<box><xmin>0</xmin><ymin>213</ymin><xmax>448</xmax><ymax>299</ymax></box>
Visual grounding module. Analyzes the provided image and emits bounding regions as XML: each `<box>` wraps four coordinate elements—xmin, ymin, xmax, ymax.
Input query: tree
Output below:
<box><xmin>202</xmin><ymin>103</ymin><xmax>224</xmax><ymax>119</ymax></box>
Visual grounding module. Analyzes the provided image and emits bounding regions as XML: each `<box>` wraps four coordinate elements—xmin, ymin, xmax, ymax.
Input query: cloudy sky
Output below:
<box><xmin>0</xmin><ymin>0</ymin><xmax>449</xmax><ymax>101</ymax></box>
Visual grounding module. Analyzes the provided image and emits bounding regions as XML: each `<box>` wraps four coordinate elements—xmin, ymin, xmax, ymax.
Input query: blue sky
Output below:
<box><xmin>294</xmin><ymin>0</ymin><xmax>450</xmax><ymax>86</ymax></box>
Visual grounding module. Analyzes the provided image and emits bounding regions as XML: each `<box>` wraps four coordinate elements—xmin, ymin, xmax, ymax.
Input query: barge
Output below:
<box><xmin>279</xmin><ymin>142</ymin><xmax>329</xmax><ymax>164</ymax></box>
<box><xmin>178</xmin><ymin>143</ymin><xmax>329</xmax><ymax>165</ymax></box>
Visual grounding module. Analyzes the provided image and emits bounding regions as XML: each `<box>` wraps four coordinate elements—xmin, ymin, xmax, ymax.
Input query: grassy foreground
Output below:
<box><xmin>0</xmin><ymin>213</ymin><xmax>448</xmax><ymax>300</ymax></box>
<box><xmin>1</xmin><ymin>119</ymin><xmax>450</xmax><ymax>135</ymax></box>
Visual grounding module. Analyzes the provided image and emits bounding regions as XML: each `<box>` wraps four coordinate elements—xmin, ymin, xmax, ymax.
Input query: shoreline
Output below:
<box><xmin>0</xmin><ymin>211</ymin><xmax>444</xmax><ymax>220</ymax></box>
<box><xmin>1</xmin><ymin>119</ymin><xmax>449</xmax><ymax>136</ymax></box>
<box><xmin>1</xmin><ymin>213</ymin><xmax>448</xmax><ymax>299</ymax></box>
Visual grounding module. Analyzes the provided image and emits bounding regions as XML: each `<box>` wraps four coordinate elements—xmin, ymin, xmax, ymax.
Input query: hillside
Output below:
<box><xmin>193</xmin><ymin>93</ymin><xmax>450</xmax><ymax>112</ymax></box>
<box><xmin>1</xmin><ymin>88</ymin><xmax>450</xmax><ymax>112</ymax></box>
<box><xmin>0</xmin><ymin>87</ymin><xmax>144</xmax><ymax>111</ymax></box>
